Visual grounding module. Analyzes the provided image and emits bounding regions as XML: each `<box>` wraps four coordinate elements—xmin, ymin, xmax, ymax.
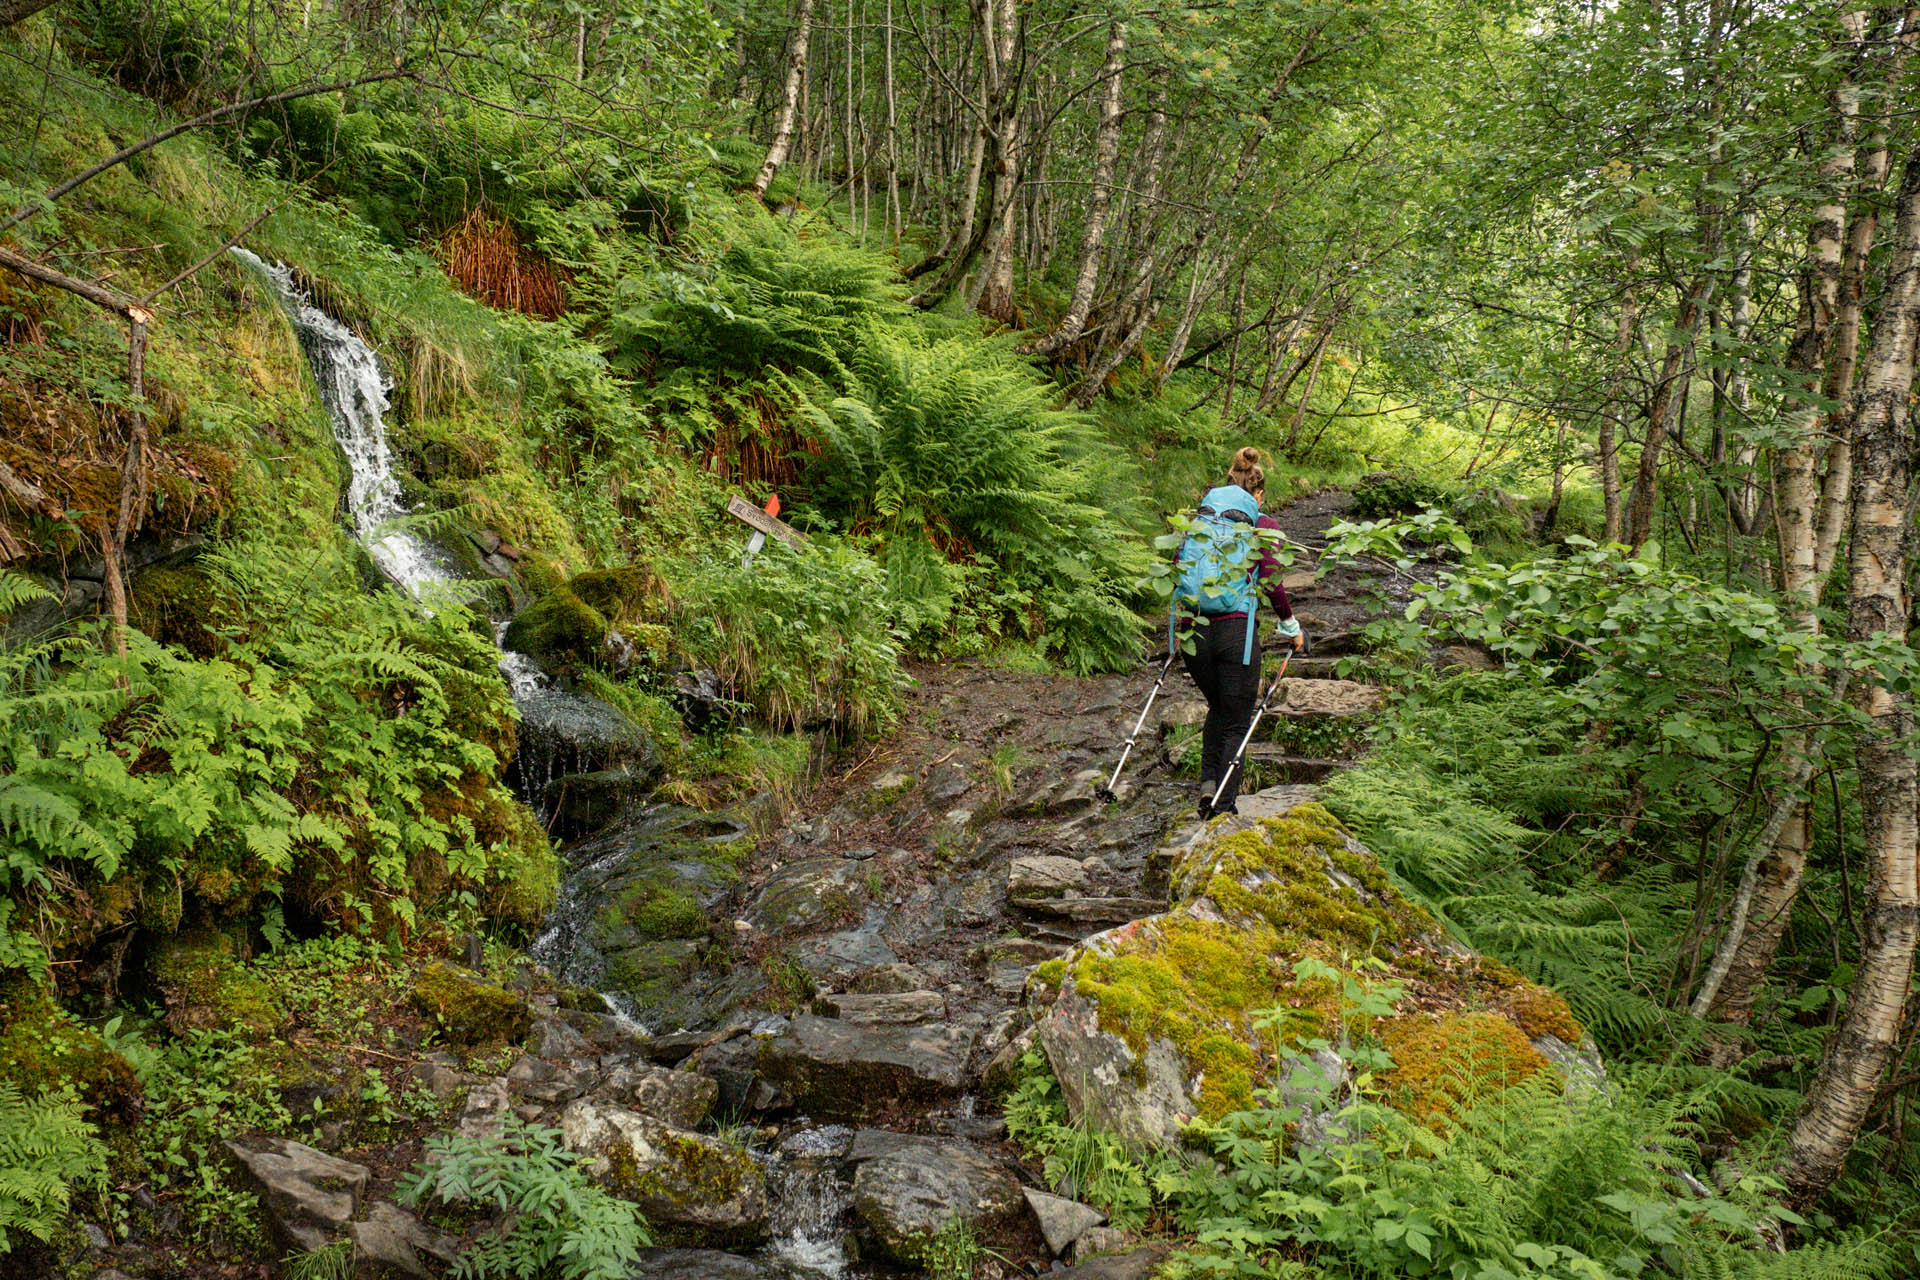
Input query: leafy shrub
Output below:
<box><xmin>0</xmin><ymin>1082</ymin><xmax>108</xmax><ymax>1253</ymax></box>
<box><xmin>1003</xmin><ymin>1050</ymin><xmax>1159</xmax><ymax>1230</ymax></box>
<box><xmin>801</xmin><ymin>328</ymin><xmax>1151</xmax><ymax>672</ymax></box>
<box><xmin>401</xmin><ymin>1116</ymin><xmax>649</xmax><ymax>1280</ymax></box>
<box><xmin>1350</xmin><ymin>470</ymin><xmax>1449</xmax><ymax>519</ymax></box>
<box><xmin>674</xmin><ymin>538</ymin><xmax>903</xmax><ymax>736</ymax></box>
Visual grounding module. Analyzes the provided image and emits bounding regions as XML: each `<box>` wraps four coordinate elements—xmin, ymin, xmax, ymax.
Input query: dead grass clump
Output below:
<box><xmin>433</xmin><ymin>208</ymin><xmax>569</xmax><ymax>320</ymax></box>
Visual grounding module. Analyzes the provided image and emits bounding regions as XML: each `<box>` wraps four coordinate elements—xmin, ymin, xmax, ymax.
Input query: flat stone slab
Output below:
<box><xmin>811</xmin><ymin>990</ymin><xmax>947</xmax><ymax>1025</ymax></box>
<box><xmin>1278</xmin><ymin>678</ymin><xmax>1384</xmax><ymax>716</ymax></box>
<box><xmin>1021</xmin><ymin>896</ymin><xmax>1165</xmax><ymax>924</ymax></box>
<box><xmin>757</xmin><ymin>1015</ymin><xmax>978</xmax><ymax>1120</ymax></box>
<box><xmin>630</xmin><ymin>1248</ymin><xmax>773</xmax><ymax>1278</ymax></box>
<box><xmin>1008</xmin><ymin>854</ymin><xmax>1091</xmax><ymax>902</ymax></box>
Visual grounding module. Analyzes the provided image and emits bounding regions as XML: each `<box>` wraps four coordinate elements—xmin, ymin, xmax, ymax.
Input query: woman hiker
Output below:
<box><xmin>1175</xmin><ymin>447</ymin><xmax>1304</xmax><ymax>819</ymax></box>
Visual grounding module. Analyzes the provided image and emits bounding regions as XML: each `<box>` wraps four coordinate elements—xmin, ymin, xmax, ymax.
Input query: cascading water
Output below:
<box><xmin>231</xmin><ymin>249</ymin><xmax>457</xmax><ymax>597</ymax></box>
<box><xmin>765</xmin><ymin>1126</ymin><xmax>857</xmax><ymax>1278</ymax></box>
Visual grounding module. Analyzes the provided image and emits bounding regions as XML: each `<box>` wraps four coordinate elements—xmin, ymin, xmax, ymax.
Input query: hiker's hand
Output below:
<box><xmin>1288</xmin><ymin>631</ymin><xmax>1305</xmax><ymax>651</ymax></box>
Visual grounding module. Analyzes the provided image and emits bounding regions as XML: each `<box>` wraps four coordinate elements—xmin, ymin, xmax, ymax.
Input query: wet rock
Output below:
<box><xmin>810</xmin><ymin>991</ymin><xmax>946</xmax><ymax>1025</ymax></box>
<box><xmin>745</xmin><ymin>858</ymin><xmax>872</xmax><ymax>934</ymax></box>
<box><xmin>222</xmin><ymin>1136</ymin><xmax>368</xmax><ymax>1251</ymax></box>
<box><xmin>788</xmin><ymin>911</ymin><xmax>900</xmax><ymax>982</ymax></box>
<box><xmin>849</xmin><ymin>962</ymin><xmax>932</xmax><ymax>994</ymax></box>
<box><xmin>544</xmin><ymin>769</ymin><xmax>655</xmax><ymax>841</ymax></box>
<box><xmin>848</xmin><ymin>1131</ymin><xmax>1023</xmax><ymax>1265</ymax></box>
<box><xmin>596</xmin><ymin>1062</ymin><xmax>719</xmax><ymax>1129</ymax></box>
<box><xmin>1277</xmin><ymin>677</ymin><xmax>1385</xmax><ymax>716</ymax></box>
<box><xmin>509</xmin><ymin>687</ymin><xmax>661</xmax><ymax>816</ymax></box>
<box><xmin>408</xmin><ymin>962</ymin><xmax>530</xmax><ymax>1046</ymax></box>
<box><xmin>1007</xmin><ymin>855</ymin><xmax>1089</xmax><ymax>903</ymax></box>
<box><xmin>756</xmin><ymin>1015</ymin><xmax>978</xmax><ymax>1120</ymax></box>
<box><xmin>1023</xmin><ymin>1187</ymin><xmax>1107</xmax><ymax>1256</ymax></box>
<box><xmin>631</xmin><ymin>1249</ymin><xmax>773</xmax><ymax>1279</ymax></box>
<box><xmin>560</xmin><ymin>1099</ymin><xmax>769</xmax><ymax>1245</ymax></box>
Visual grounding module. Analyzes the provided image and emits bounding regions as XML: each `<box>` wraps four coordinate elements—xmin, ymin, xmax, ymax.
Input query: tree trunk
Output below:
<box><xmin>1785</xmin><ymin>140</ymin><xmax>1920</xmax><ymax>1206</ymax></box>
<box><xmin>1625</xmin><ymin>274</ymin><xmax>1713</xmax><ymax>553</ymax></box>
<box><xmin>751</xmin><ymin>0</ymin><xmax>816</xmax><ymax>199</ymax></box>
<box><xmin>0</xmin><ymin>0</ymin><xmax>57</xmax><ymax>27</ymax></box>
<box><xmin>1029</xmin><ymin>19</ymin><xmax>1124</xmax><ymax>354</ymax></box>
<box><xmin>1598</xmin><ymin>271</ymin><xmax>1640</xmax><ymax>543</ymax></box>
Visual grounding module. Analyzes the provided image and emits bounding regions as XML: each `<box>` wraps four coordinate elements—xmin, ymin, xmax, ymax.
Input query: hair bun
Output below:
<box><xmin>1234</xmin><ymin>445</ymin><xmax>1261</xmax><ymax>468</ymax></box>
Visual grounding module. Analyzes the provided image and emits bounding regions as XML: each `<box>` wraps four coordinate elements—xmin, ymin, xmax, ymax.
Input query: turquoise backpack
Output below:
<box><xmin>1168</xmin><ymin>484</ymin><xmax>1262</xmax><ymax>663</ymax></box>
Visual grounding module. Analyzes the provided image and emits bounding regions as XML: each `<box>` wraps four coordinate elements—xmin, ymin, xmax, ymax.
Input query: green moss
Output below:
<box><xmin>1055</xmin><ymin>804</ymin><xmax>1564</xmax><ymax>1124</ymax></box>
<box><xmin>567</xmin><ymin>564</ymin><xmax>667</xmax><ymax>623</ymax></box>
<box><xmin>481</xmin><ymin>799</ymin><xmax>560</xmax><ymax>928</ymax></box>
<box><xmin>148</xmin><ymin>930</ymin><xmax>284</xmax><ymax>1036</ymax></box>
<box><xmin>625</xmin><ymin>886</ymin><xmax>707</xmax><ymax>941</ymax></box>
<box><xmin>408</xmin><ymin>961</ymin><xmax>531</xmax><ymax>1046</ymax></box>
<box><xmin>0</xmin><ymin>980</ymin><xmax>142</xmax><ymax>1122</ymax></box>
<box><xmin>132</xmin><ymin>566</ymin><xmax>227</xmax><ymax>658</ymax></box>
<box><xmin>503</xmin><ymin>583</ymin><xmax>609</xmax><ymax>671</ymax></box>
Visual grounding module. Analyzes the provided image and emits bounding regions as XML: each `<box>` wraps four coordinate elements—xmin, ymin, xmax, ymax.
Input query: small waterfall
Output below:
<box><xmin>232</xmin><ymin>249</ymin><xmax>455</xmax><ymax>596</ymax></box>
<box><xmin>766</xmin><ymin>1126</ymin><xmax>857</xmax><ymax>1278</ymax></box>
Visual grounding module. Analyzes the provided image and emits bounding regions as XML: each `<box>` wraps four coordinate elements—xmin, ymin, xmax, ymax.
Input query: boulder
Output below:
<box><xmin>756</xmin><ymin>1015</ymin><xmax>978</xmax><ymax>1121</ymax></box>
<box><xmin>1276</xmin><ymin>677</ymin><xmax>1384</xmax><ymax>716</ymax></box>
<box><xmin>149</xmin><ymin>930</ymin><xmax>283</xmax><ymax>1036</ymax></box>
<box><xmin>560</xmin><ymin>1099</ymin><xmax>769</xmax><ymax>1245</ymax></box>
<box><xmin>1061</xmin><ymin>1242</ymin><xmax>1174</xmax><ymax>1277</ymax></box>
<box><xmin>408</xmin><ymin>962</ymin><xmax>531</xmax><ymax>1046</ymax></box>
<box><xmin>223</xmin><ymin>1136</ymin><xmax>369</xmax><ymax>1252</ymax></box>
<box><xmin>744</xmin><ymin>858</ymin><xmax>873</xmax><ymax>934</ymax></box>
<box><xmin>1029</xmin><ymin>803</ymin><xmax>1592</xmax><ymax>1156</ymax></box>
<box><xmin>1023</xmin><ymin>1187</ymin><xmax>1106</xmax><ymax>1256</ymax></box>
<box><xmin>848</xmin><ymin>1131</ymin><xmax>1023</xmax><ymax>1265</ymax></box>
<box><xmin>849</xmin><ymin>962</ymin><xmax>933</xmax><ymax>994</ymax></box>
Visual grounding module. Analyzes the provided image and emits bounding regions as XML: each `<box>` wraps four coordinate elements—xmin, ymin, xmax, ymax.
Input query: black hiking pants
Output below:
<box><xmin>1182</xmin><ymin>614</ymin><xmax>1261</xmax><ymax>812</ymax></box>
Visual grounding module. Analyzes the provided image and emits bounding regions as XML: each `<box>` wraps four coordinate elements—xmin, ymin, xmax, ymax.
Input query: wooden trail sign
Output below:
<box><xmin>729</xmin><ymin>493</ymin><xmax>805</xmax><ymax>565</ymax></box>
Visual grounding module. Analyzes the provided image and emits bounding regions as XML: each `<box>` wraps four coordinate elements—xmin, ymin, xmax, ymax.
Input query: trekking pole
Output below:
<box><xmin>1208</xmin><ymin>646</ymin><xmax>1296</xmax><ymax>816</ymax></box>
<box><xmin>1099</xmin><ymin>652</ymin><xmax>1180</xmax><ymax>799</ymax></box>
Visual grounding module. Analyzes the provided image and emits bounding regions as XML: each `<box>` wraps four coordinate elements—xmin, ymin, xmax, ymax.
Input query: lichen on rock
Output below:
<box><xmin>1029</xmin><ymin>802</ymin><xmax>1591</xmax><ymax>1154</ymax></box>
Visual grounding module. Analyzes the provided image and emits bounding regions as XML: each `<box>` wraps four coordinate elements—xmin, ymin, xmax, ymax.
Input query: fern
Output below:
<box><xmin>0</xmin><ymin>1083</ymin><xmax>108</xmax><ymax>1253</ymax></box>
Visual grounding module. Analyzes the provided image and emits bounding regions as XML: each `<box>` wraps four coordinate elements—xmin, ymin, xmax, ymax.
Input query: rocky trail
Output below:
<box><xmin>191</xmin><ymin>492</ymin><xmax>1568</xmax><ymax>1280</ymax></box>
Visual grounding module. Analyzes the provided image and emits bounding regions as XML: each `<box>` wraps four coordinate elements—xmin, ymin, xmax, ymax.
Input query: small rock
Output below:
<box><xmin>506</xmin><ymin>1055</ymin><xmax>555</xmax><ymax>1085</ymax></box>
<box><xmin>1434</xmin><ymin>642</ymin><xmax>1499</xmax><ymax>672</ymax></box>
<box><xmin>560</xmin><ymin>1099</ymin><xmax>769</xmax><ymax>1245</ymax></box>
<box><xmin>530</xmin><ymin>1014</ymin><xmax>591</xmax><ymax>1060</ymax></box>
<box><xmin>1070</xmin><ymin>1231</ymin><xmax>1156</xmax><ymax>1268</ymax></box>
<box><xmin>458</xmin><ymin>1077</ymin><xmax>512</xmax><ymax>1141</ymax></box>
<box><xmin>223</xmin><ymin>1136</ymin><xmax>369</xmax><ymax>1251</ymax></box>
<box><xmin>1023</xmin><ymin>1187</ymin><xmax>1107</xmax><ymax>1256</ymax></box>
<box><xmin>409</xmin><ymin>961</ymin><xmax>531</xmax><ymax>1046</ymax></box>
<box><xmin>923</xmin><ymin>762</ymin><xmax>973</xmax><ymax>805</ymax></box>
<box><xmin>849</xmin><ymin>1131</ymin><xmax>1023</xmax><ymax>1265</ymax></box>
<box><xmin>810</xmin><ymin>991</ymin><xmax>946</xmax><ymax>1025</ymax></box>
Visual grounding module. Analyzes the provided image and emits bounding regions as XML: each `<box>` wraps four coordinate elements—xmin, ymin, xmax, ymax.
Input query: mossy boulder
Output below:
<box><xmin>132</xmin><ymin>565</ymin><xmax>226</xmax><ymax>657</ymax></box>
<box><xmin>0</xmin><ymin>980</ymin><xmax>141</xmax><ymax>1121</ymax></box>
<box><xmin>560</xmin><ymin>1098</ymin><xmax>769</xmax><ymax>1246</ymax></box>
<box><xmin>566</xmin><ymin>564</ymin><xmax>666</xmax><ymax>622</ymax></box>
<box><xmin>149</xmin><ymin>929</ymin><xmax>285</xmax><ymax>1037</ymax></box>
<box><xmin>503</xmin><ymin>583</ymin><xmax>609</xmax><ymax>672</ymax></box>
<box><xmin>1029</xmin><ymin>803</ymin><xmax>1593</xmax><ymax>1155</ymax></box>
<box><xmin>408</xmin><ymin>961</ymin><xmax>531</xmax><ymax>1046</ymax></box>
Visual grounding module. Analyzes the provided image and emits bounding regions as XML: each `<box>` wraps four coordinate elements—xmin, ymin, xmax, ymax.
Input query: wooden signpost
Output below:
<box><xmin>728</xmin><ymin>493</ymin><xmax>805</xmax><ymax>565</ymax></box>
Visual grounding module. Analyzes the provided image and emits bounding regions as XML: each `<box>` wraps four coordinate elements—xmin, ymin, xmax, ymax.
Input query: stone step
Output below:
<box><xmin>1011</xmin><ymin>895</ymin><xmax>1165</xmax><ymax>924</ymax></box>
<box><xmin>1241</xmin><ymin>748</ymin><xmax>1344</xmax><ymax>782</ymax></box>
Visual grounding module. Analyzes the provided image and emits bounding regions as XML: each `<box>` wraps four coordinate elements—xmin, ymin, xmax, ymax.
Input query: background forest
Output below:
<box><xmin>1</xmin><ymin>0</ymin><xmax>1919</xmax><ymax>1277</ymax></box>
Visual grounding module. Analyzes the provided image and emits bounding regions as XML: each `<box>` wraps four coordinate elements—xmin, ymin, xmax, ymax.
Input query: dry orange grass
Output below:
<box><xmin>432</xmin><ymin>208</ymin><xmax>570</xmax><ymax>320</ymax></box>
